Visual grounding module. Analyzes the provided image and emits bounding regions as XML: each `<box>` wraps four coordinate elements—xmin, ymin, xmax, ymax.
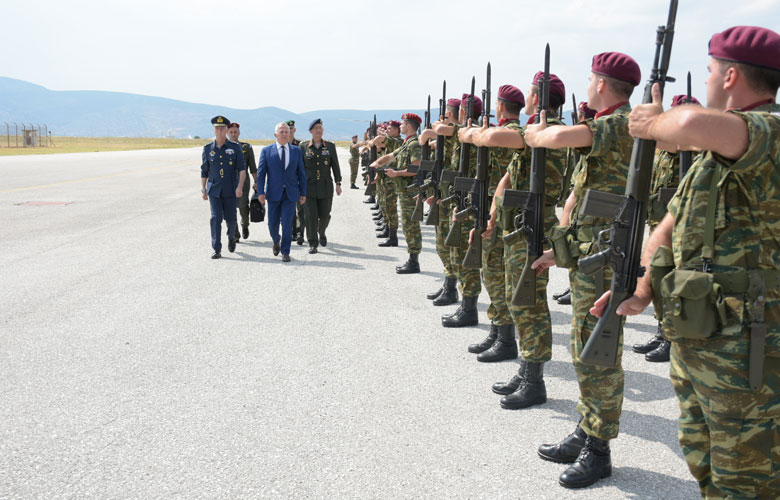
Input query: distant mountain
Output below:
<box><xmin>0</xmin><ymin>77</ymin><xmax>432</xmax><ymax>140</ymax></box>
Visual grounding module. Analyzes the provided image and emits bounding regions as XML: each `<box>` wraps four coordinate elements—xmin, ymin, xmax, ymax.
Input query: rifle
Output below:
<box><xmin>444</xmin><ymin>76</ymin><xmax>476</xmax><ymax>248</ymax></box>
<box><xmin>457</xmin><ymin>62</ymin><xmax>492</xmax><ymax>269</ymax></box>
<box><xmin>558</xmin><ymin>93</ymin><xmax>580</xmax><ymax>207</ymax></box>
<box><xmin>658</xmin><ymin>70</ymin><xmax>693</xmax><ymax>205</ymax></box>
<box><xmin>577</xmin><ymin>0</ymin><xmax>678</xmax><ymax>367</ymax></box>
<box><xmin>501</xmin><ymin>45</ymin><xmax>551</xmax><ymax>305</ymax></box>
<box><xmin>422</xmin><ymin>80</ymin><xmax>447</xmax><ymax>226</ymax></box>
<box><xmin>410</xmin><ymin>96</ymin><xmax>432</xmax><ymax>221</ymax></box>
<box><xmin>363</xmin><ymin>115</ymin><xmax>378</xmax><ymax>196</ymax></box>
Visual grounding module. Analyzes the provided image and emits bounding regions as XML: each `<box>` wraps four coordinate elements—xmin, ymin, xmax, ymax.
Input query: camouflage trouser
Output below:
<box><xmin>450</xmin><ymin>219</ymin><xmax>481</xmax><ymax>297</ymax></box>
<box><xmin>482</xmin><ymin>239</ymin><xmax>512</xmax><ymax>325</ymax></box>
<box><xmin>670</xmin><ymin>344</ymin><xmax>780</xmax><ymax>499</ymax></box>
<box><xmin>436</xmin><ymin>217</ymin><xmax>457</xmax><ymax>279</ymax></box>
<box><xmin>382</xmin><ymin>177</ymin><xmax>399</xmax><ymax>230</ymax></box>
<box><xmin>396</xmin><ymin>188</ymin><xmax>421</xmax><ymax>254</ymax></box>
<box><xmin>349</xmin><ymin>159</ymin><xmax>359</xmax><ymax>185</ymax></box>
<box><xmin>504</xmin><ymin>237</ymin><xmax>553</xmax><ymax>361</ymax></box>
<box><xmin>569</xmin><ymin>265</ymin><xmax>624</xmax><ymax>440</ymax></box>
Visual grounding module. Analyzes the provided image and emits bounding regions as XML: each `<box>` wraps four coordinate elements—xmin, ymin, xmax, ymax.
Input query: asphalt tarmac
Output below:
<box><xmin>0</xmin><ymin>146</ymin><xmax>700</xmax><ymax>499</ymax></box>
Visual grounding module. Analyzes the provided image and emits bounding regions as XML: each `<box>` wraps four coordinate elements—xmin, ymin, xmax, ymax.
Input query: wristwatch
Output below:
<box><xmin>201</xmin><ymin>188</ymin><xmax>206</xmax><ymax>193</ymax></box>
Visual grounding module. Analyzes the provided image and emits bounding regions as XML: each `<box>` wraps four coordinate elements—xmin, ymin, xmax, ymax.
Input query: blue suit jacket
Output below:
<box><xmin>257</xmin><ymin>143</ymin><xmax>307</xmax><ymax>202</ymax></box>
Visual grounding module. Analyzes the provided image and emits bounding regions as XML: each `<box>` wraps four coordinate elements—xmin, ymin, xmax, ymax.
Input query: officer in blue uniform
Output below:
<box><xmin>200</xmin><ymin>115</ymin><xmax>246</xmax><ymax>259</ymax></box>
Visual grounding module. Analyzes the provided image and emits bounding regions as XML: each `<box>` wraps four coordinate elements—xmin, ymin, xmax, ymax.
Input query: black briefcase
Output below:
<box><xmin>250</xmin><ymin>193</ymin><xmax>265</xmax><ymax>222</ymax></box>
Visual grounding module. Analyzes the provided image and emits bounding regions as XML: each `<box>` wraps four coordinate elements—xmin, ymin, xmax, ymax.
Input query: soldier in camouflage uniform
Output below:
<box><xmin>420</xmin><ymin>98</ymin><xmax>461</xmax><ymax>305</ymax></box>
<box><xmin>371</xmin><ymin>114</ymin><xmax>423</xmax><ymax>273</ymax></box>
<box><xmin>226</xmin><ymin>123</ymin><xmax>257</xmax><ymax>242</ymax></box>
<box><xmin>473</xmin><ymin>75</ymin><xmax>568</xmax><ymax>395</ymax></box>
<box><xmin>298</xmin><ymin>118</ymin><xmax>342</xmax><ymax>254</ymax></box>
<box><xmin>594</xmin><ymin>26</ymin><xmax>780</xmax><ymax>499</ymax></box>
<box><xmin>432</xmin><ymin>94</ymin><xmax>483</xmax><ymax>327</ymax></box>
<box><xmin>376</xmin><ymin>122</ymin><xmax>403</xmax><ymax>246</ymax></box>
<box><xmin>633</xmin><ymin>94</ymin><xmax>703</xmax><ymax>363</ymax></box>
<box><xmin>460</xmin><ymin>85</ymin><xmax>527</xmax><ymax>361</ymax></box>
<box><xmin>348</xmin><ymin>135</ymin><xmax>360</xmax><ymax>189</ymax></box>
<box><xmin>525</xmin><ymin>52</ymin><xmax>640</xmax><ymax>489</ymax></box>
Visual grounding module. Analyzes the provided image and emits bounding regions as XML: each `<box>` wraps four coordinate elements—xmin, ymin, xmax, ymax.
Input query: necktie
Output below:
<box><xmin>281</xmin><ymin>145</ymin><xmax>286</xmax><ymax>169</ymax></box>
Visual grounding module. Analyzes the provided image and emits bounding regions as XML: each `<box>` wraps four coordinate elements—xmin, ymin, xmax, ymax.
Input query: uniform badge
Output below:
<box><xmin>322</xmin><ymin>149</ymin><xmax>329</xmax><ymax>156</ymax></box>
<box><xmin>210</xmin><ymin>151</ymin><xmax>216</xmax><ymax>157</ymax></box>
<box><xmin>226</xmin><ymin>149</ymin><xmax>235</xmax><ymax>155</ymax></box>
<box><xmin>317</xmin><ymin>171</ymin><xmax>321</xmax><ymax>180</ymax></box>
<box><xmin>229</xmin><ymin>161</ymin><xmax>233</xmax><ymax>165</ymax></box>
<box><xmin>324</xmin><ymin>159</ymin><xmax>329</xmax><ymax>166</ymax></box>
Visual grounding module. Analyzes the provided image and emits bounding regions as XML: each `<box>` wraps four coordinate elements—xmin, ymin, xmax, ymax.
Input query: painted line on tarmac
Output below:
<box><xmin>0</xmin><ymin>161</ymin><xmax>190</xmax><ymax>193</ymax></box>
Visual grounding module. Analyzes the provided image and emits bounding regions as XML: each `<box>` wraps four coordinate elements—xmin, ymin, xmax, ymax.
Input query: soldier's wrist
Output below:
<box><xmin>201</xmin><ymin>188</ymin><xmax>206</xmax><ymax>193</ymax></box>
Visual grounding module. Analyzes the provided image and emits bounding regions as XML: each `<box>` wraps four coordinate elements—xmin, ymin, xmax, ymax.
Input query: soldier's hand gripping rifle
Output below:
<box><xmin>421</xmin><ymin>81</ymin><xmax>447</xmax><ymax>226</ymax></box>
<box><xmin>659</xmin><ymin>70</ymin><xmax>693</xmax><ymax>205</ymax></box>
<box><xmin>577</xmin><ymin>0</ymin><xmax>678</xmax><ymax>368</ymax></box>
<box><xmin>501</xmin><ymin>45</ymin><xmax>551</xmax><ymax>305</ymax></box>
<box><xmin>363</xmin><ymin>115</ymin><xmax>378</xmax><ymax>197</ymax></box>
<box><xmin>457</xmin><ymin>62</ymin><xmax>492</xmax><ymax>269</ymax></box>
<box><xmin>444</xmin><ymin>76</ymin><xmax>476</xmax><ymax>248</ymax></box>
<box><xmin>409</xmin><ymin>96</ymin><xmax>433</xmax><ymax>221</ymax></box>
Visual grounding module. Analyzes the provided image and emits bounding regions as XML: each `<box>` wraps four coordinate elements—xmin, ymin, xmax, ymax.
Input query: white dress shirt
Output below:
<box><xmin>276</xmin><ymin>142</ymin><xmax>289</xmax><ymax>169</ymax></box>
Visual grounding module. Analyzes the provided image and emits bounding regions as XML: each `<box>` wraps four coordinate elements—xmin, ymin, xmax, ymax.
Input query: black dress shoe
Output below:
<box><xmin>282</xmin><ymin>254</ymin><xmax>291</xmax><ymax>262</ymax></box>
<box><xmin>320</xmin><ymin>235</ymin><xmax>327</xmax><ymax>247</ymax></box>
<box><xmin>645</xmin><ymin>339</ymin><xmax>671</xmax><ymax>362</ymax></box>
<box><xmin>559</xmin><ymin>436</ymin><xmax>612</xmax><ymax>489</ymax></box>
<box><xmin>273</xmin><ymin>244</ymin><xmax>281</xmax><ymax>256</ymax></box>
<box><xmin>228</xmin><ymin>239</ymin><xmax>236</xmax><ymax>253</ymax></box>
<box><xmin>242</xmin><ymin>227</ymin><xmax>249</xmax><ymax>239</ymax></box>
<box><xmin>211</xmin><ymin>252</ymin><xmax>221</xmax><ymax>259</ymax></box>
<box><xmin>308</xmin><ymin>246</ymin><xmax>318</xmax><ymax>254</ymax></box>
<box><xmin>556</xmin><ymin>290</ymin><xmax>571</xmax><ymax>305</ymax></box>
<box><xmin>538</xmin><ymin>425</ymin><xmax>587</xmax><ymax>464</ymax></box>
<box><xmin>350</xmin><ymin>183</ymin><xmax>359</xmax><ymax>189</ymax></box>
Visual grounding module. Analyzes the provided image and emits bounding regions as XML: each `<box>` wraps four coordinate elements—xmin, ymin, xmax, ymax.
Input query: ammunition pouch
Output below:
<box><xmin>649</xmin><ymin>245</ymin><xmax>675</xmax><ymax>319</ymax></box>
<box><xmin>494</xmin><ymin>195</ymin><xmax>516</xmax><ymax>232</ymax></box>
<box><xmin>647</xmin><ymin>191</ymin><xmax>667</xmax><ymax>225</ymax></box>
<box><xmin>550</xmin><ymin>225</ymin><xmax>579</xmax><ymax>269</ymax></box>
<box><xmin>659</xmin><ymin>269</ymin><xmax>726</xmax><ymax>341</ymax></box>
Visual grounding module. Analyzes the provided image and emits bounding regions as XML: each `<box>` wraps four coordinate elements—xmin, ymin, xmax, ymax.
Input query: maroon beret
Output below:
<box><xmin>497</xmin><ymin>84</ymin><xmax>525</xmax><ymax>107</ymax></box>
<box><xmin>532</xmin><ymin>72</ymin><xmax>566</xmax><ymax>103</ymax></box>
<box><xmin>578</xmin><ymin>102</ymin><xmax>597</xmax><ymax>119</ymax></box>
<box><xmin>388</xmin><ymin>120</ymin><xmax>401</xmax><ymax>128</ymax></box>
<box><xmin>591</xmin><ymin>52</ymin><xmax>641</xmax><ymax>86</ymax></box>
<box><xmin>447</xmin><ymin>98</ymin><xmax>461</xmax><ymax>108</ymax></box>
<box><xmin>227</xmin><ymin>122</ymin><xmax>240</xmax><ymax>129</ymax></box>
<box><xmin>402</xmin><ymin>113</ymin><xmax>422</xmax><ymax>125</ymax></box>
<box><xmin>671</xmin><ymin>94</ymin><xmax>702</xmax><ymax>107</ymax></box>
<box><xmin>461</xmin><ymin>93</ymin><xmax>483</xmax><ymax>116</ymax></box>
<box><xmin>709</xmin><ymin>26</ymin><xmax>780</xmax><ymax>71</ymax></box>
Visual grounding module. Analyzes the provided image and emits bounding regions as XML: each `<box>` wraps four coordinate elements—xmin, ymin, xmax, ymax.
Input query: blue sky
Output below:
<box><xmin>2</xmin><ymin>0</ymin><xmax>778</xmax><ymax>112</ymax></box>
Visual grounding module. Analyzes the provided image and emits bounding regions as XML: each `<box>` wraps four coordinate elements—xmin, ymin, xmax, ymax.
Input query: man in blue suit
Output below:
<box><xmin>257</xmin><ymin>122</ymin><xmax>307</xmax><ymax>262</ymax></box>
<box><xmin>201</xmin><ymin>115</ymin><xmax>246</xmax><ymax>259</ymax></box>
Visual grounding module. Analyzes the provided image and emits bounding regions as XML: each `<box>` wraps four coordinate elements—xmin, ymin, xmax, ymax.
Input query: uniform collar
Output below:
<box><xmin>498</xmin><ymin>118</ymin><xmax>519</xmax><ymax>127</ymax></box>
<box><xmin>732</xmin><ymin>98</ymin><xmax>776</xmax><ymax>112</ymax></box>
<box><xmin>403</xmin><ymin>134</ymin><xmax>417</xmax><ymax>144</ymax></box>
<box><xmin>594</xmin><ymin>101</ymin><xmax>629</xmax><ymax>119</ymax></box>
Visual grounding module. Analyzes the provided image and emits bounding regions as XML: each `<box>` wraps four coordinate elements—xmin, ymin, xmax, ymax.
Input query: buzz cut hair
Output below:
<box><xmin>274</xmin><ymin>122</ymin><xmax>290</xmax><ymax>134</ymax></box>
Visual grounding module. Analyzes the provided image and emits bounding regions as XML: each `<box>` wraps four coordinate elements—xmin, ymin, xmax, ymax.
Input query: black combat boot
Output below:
<box><xmin>371</xmin><ymin>203</ymin><xmax>380</xmax><ymax>210</ymax></box>
<box><xmin>645</xmin><ymin>338</ymin><xmax>671</xmax><ymax>362</ymax></box>
<box><xmin>395</xmin><ymin>253</ymin><xmax>420</xmax><ymax>274</ymax></box>
<box><xmin>427</xmin><ymin>282</ymin><xmax>445</xmax><ymax>300</ymax></box>
<box><xmin>552</xmin><ymin>287</ymin><xmax>570</xmax><ymax>300</ymax></box>
<box><xmin>538</xmin><ymin>425</ymin><xmax>587</xmax><ymax>464</ymax></box>
<box><xmin>477</xmin><ymin>324</ymin><xmax>518</xmax><ymax>362</ymax></box>
<box><xmin>363</xmin><ymin>195</ymin><xmax>376</xmax><ymax>204</ymax></box>
<box><xmin>441</xmin><ymin>295</ymin><xmax>478</xmax><ymax>327</ymax></box>
<box><xmin>558</xmin><ymin>436</ymin><xmax>612</xmax><ymax>489</ymax></box>
<box><xmin>372</xmin><ymin>213</ymin><xmax>383</xmax><ymax>221</ymax></box>
<box><xmin>556</xmin><ymin>289</ymin><xmax>571</xmax><ymax>305</ymax></box>
<box><xmin>376</xmin><ymin>226</ymin><xmax>390</xmax><ymax>238</ymax></box>
<box><xmin>500</xmin><ymin>361</ymin><xmax>546</xmax><ymax>408</ymax></box>
<box><xmin>633</xmin><ymin>322</ymin><xmax>664</xmax><ymax>354</ymax></box>
<box><xmin>375</xmin><ymin>218</ymin><xmax>385</xmax><ymax>227</ymax></box>
<box><xmin>492</xmin><ymin>363</ymin><xmax>526</xmax><ymax>395</ymax></box>
<box><xmin>468</xmin><ymin>324</ymin><xmax>498</xmax><ymax>354</ymax></box>
<box><xmin>378</xmin><ymin>229</ymin><xmax>398</xmax><ymax>247</ymax></box>
<box><xmin>432</xmin><ymin>277</ymin><xmax>458</xmax><ymax>306</ymax></box>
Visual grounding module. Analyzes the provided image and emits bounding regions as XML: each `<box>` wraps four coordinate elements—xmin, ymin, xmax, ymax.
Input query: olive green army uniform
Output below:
<box><xmin>648</xmin><ymin>149</ymin><xmax>680</xmax><ymax>231</ymax></box>
<box><xmin>299</xmin><ymin>139</ymin><xmax>342</xmax><ymax>246</ymax></box>
<box><xmin>661</xmin><ymin>104</ymin><xmax>780</xmax><ymax>499</ymax></box>
<box><xmin>349</xmin><ymin>142</ymin><xmax>360</xmax><ymax>185</ymax></box>
<box><xmin>380</xmin><ymin>136</ymin><xmax>402</xmax><ymax>230</ymax></box>
<box><xmin>481</xmin><ymin>119</ymin><xmax>520</xmax><ymax>327</ymax></box>
<box><xmin>290</xmin><ymin>137</ymin><xmax>305</xmax><ymax>237</ymax></box>
<box><xmin>390</xmin><ymin>135</ymin><xmax>422</xmax><ymax>254</ymax></box>
<box><xmin>237</xmin><ymin>141</ymin><xmax>257</xmax><ymax>231</ymax></box>
<box><xmin>502</xmin><ymin>118</ymin><xmax>566</xmax><ymax>360</ymax></box>
<box><xmin>565</xmin><ymin>103</ymin><xmax>633</xmax><ymax>440</ymax></box>
<box><xmin>449</xmin><ymin>124</ymin><xmax>481</xmax><ymax>298</ymax></box>
<box><xmin>435</xmin><ymin>134</ymin><xmax>458</xmax><ymax>279</ymax></box>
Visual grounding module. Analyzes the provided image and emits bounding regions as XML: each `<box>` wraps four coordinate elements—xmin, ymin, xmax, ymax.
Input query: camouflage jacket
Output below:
<box><xmin>667</xmin><ymin>103</ymin><xmax>780</xmax><ymax>355</ymax></box>
<box><xmin>391</xmin><ymin>134</ymin><xmax>422</xmax><ymax>188</ymax></box>
<box><xmin>450</xmin><ymin>124</ymin><xmax>479</xmax><ymax>177</ymax></box>
<box><xmin>647</xmin><ymin>149</ymin><xmax>680</xmax><ymax>225</ymax></box>
<box><xmin>488</xmin><ymin>119</ymin><xmax>521</xmax><ymax>196</ymax></box>
<box><xmin>572</xmin><ymin>103</ymin><xmax>633</xmax><ymax>229</ymax></box>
